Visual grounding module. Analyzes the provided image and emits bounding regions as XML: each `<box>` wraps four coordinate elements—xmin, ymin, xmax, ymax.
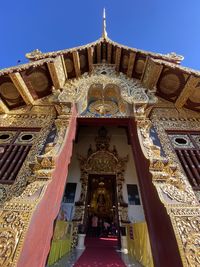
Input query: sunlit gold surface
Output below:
<box><xmin>0</xmin><ymin>56</ymin><xmax>199</xmax><ymax>267</ymax></box>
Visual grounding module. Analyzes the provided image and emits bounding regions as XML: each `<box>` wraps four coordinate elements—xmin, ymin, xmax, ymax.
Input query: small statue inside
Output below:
<box><xmin>90</xmin><ymin>180</ymin><xmax>112</xmax><ymax>216</ymax></box>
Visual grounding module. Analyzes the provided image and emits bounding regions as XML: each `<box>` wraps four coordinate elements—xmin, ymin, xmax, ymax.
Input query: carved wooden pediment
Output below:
<box><xmin>87</xmin><ymin>151</ymin><xmax>118</xmax><ymax>173</ymax></box>
<box><xmin>51</xmin><ymin>65</ymin><xmax>158</xmax><ymax>118</ymax></box>
<box><xmin>78</xmin><ymin>127</ymin><xmax>128</xmax><ymax>175</ymax></box>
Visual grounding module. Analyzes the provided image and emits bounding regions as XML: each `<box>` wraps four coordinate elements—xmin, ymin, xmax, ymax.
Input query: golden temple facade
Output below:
<box><xmin>0</xmin><ymin>19</ymin><xmax>200</xmax><ymax>267</ymax></box>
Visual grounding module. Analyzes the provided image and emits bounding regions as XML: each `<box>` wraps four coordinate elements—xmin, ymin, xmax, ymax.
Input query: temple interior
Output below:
<box><xmin>61</xmin><ymin>126</ymin><xmax>144</xmax><ymax>227</ymax></box>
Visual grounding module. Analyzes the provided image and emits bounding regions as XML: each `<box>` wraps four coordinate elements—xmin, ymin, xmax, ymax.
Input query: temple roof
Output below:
<box><xmin>1</xmin><ymin>28</ymin><xmax>200</xmax><ymax>113</ymax></box>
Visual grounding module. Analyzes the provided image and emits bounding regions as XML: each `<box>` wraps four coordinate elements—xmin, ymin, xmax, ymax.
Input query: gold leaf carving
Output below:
<box><xmin>0</xmin><ymin>229</ymin><xmax>17</xmax><ymax>267</ymax></box>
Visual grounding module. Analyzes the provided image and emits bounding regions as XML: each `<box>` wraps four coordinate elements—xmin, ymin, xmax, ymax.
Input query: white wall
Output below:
<box><xmin>65</xmin><ymin>126</ymin><xmax>145</xmax><ymax>222</ymax></box>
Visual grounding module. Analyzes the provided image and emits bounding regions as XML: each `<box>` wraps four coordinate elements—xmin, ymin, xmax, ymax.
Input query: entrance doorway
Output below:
<box><xmin>85</xmin><ymin>174</ymin><xmax>119</xmax><ymax>237</ymax></box>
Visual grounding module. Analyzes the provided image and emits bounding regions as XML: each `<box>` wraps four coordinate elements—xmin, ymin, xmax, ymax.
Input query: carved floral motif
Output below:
<box><xmin>51</xmin><ymin>65</ymin><xmax>157</xmax><ymax>117</ymax></box>
<box><xmin>0</xmin><ymin>210</ymin><xmax>31</xmax><ymax>267</ymax></box>
<box><xmin>175</xmin><ymin>216</ymin><xmax>200</xmax><ymax>266</ymax></box>
<box><xmin>0</xmin><ymin>229</ymin><xmax>17</xmax><ymax>267</ymax></box>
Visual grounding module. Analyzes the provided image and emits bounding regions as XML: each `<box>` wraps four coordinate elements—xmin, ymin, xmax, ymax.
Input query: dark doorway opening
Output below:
<box><xmin>85</xmin><ymin>174</ymin><xmax>119</xmax><ymax>238</ymax></box>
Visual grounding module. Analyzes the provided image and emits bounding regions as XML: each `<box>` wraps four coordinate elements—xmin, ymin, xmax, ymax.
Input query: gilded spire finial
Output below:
<box><xmin>102</xmin><ymin>8</ymin><xmax>108</xmax><ymax>39</ymax></box>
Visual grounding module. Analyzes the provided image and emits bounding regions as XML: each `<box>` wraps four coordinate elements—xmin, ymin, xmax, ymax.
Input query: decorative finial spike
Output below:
<box><xmin>102</xmin><ymin>8</ymin><xmax>108</xmax><ymax>39</ymax></box>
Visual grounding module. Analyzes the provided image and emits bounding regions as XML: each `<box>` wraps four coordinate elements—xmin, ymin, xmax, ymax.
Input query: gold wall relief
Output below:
<box><xmin>0</xmin><ymin>228</ymin><xmax>17</xmax><ymax>267</ymax></box>
<box><xmin>168</xmin><ymin>208</ymin><xmax>200</xmax><ymax>267</ymax></box>
<box><xmin>177</xmin><ymin>216</ymin><xmax>200</xmax><ymax>267</ymax></box>
<box><xmin>0</xmin><ymin>104</ymin><xmax>73</xmax><ymax>266</ymax></box>
<box><xmin>138</xmin><ymin>105</ymin><xmax>200</xmax><ymax>266</ymax></box>
<box><xmin>0</xmin><ymin>209</ymin><xmax>32</xmax><ymax>267</ymax></box>
<box><xmin>119</xmin><ymin>92</ymin><xmax>200</xmax><ymax>266</ymax></box>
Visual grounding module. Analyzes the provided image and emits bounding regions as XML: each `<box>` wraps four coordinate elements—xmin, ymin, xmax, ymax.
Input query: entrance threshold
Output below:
<box><xmin>47</xmin><ymin>237</ymin><xmax>142</xmax><ymax>267</ymax></box>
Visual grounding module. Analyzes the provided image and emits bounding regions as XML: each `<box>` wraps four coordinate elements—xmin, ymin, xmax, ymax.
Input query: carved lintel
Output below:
<box><xmin>97</xmin><ymin>43</ymin><xmax>101</xmax><ymax>63</ymax></box>
<box><xmin>127</xmin><ymin>52</ymin><xmax>136</xmax><ymax>78</ymax></box>
<box><xmin>0</xmin><ymin>99</ymin><xmax>9</xmax><ymax>113</ymax></box>
<box><xmin>115</xmin><ymin>47</ymin><xmax>122</xmax><ymax>72</ymax></box>
<box><xmin>9</xmin><ymin>72</ymin><xmax>34</xmax><ymax>105</ymax></box>
<box><xmin>72</xmin><ymin>51</ymin><xmax>81</xmax><ymax>77</ymax></box>
<box><xmin>142</xmin><ymin>59</ymin><xmax>163</xmax><ymax>90</ymax></box>
<box><xmin>87</xmin><ymin>47</ymin><xmax>93</xmax><ymax>73</ymax></box>
<box><xmin>107</xmin><ymin>43</ymin><xmax>112</xmax><ymax>63</ymax></box>
<box><xmin>47</xmin><ymin>56</ymin><xmax>66</xmax><ymax>89</ymax></box>
<box><xmin>175</xmin><ymin>75</ymin><xmax>200</xmax><ymax>109</ymax></box>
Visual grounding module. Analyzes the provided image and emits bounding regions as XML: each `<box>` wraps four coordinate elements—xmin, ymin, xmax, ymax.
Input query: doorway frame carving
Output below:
<box><xmin>54</xmin><ymin>65</ymin><xmax>199</xmax><ymax>265</ymax></box>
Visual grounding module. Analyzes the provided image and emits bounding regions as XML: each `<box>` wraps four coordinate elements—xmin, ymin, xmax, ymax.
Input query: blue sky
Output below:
<box><xmin>1</xmin><ymin>0</ymin><xmax>200</xmax><ymax>70</ymax></box>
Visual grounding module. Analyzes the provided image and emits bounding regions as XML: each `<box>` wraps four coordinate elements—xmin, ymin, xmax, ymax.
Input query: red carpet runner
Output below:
<box><xmin>74</xmin><ymin>237</ymin><xmax>126</xmax><ymax>267</ymax></box>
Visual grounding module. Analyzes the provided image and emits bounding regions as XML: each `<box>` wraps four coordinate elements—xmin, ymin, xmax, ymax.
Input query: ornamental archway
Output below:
<box><xmin>51</xmin><ymin>64</ymin><xmax>194</xmax><ymax>266</ymax></box>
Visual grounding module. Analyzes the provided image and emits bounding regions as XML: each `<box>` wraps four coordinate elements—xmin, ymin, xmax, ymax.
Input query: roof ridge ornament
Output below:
<box><xmin>102</xmin><ymin>8</ymin><xmax>108</xmax><ymax>39</ymax></box>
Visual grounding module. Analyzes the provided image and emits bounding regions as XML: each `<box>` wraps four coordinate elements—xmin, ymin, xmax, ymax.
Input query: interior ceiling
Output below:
<box><xmin>0</xmin><ymin>37</ymin><xmax>200</xmax><ymax>113</ymax></box>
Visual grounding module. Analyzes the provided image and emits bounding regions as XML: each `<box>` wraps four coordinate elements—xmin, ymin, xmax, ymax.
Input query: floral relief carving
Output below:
<box><xmin>0</xmin><ymin>229</ymin><xmax>17</xmax><ymax>267</ymax></box>
<box><xmin>51</xmin><ymin>64</ymin><xmax>157</xmax><ymax>116</ymax></box>
<box><xmin>175</xmin><ymin>216</ymin><xmax>200</xmax><ymax>267</ymax></box>
<box><xmin>0</xmin><ymin>210</ymin><xmax>31</xmax><ymax>267</ymax></box>
<box><xmin>160</xmin><ymin>181</ymin><xmax>196</xmax><ymax>204</ymax></box>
